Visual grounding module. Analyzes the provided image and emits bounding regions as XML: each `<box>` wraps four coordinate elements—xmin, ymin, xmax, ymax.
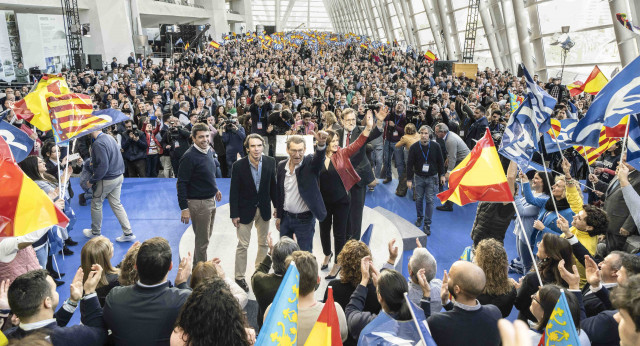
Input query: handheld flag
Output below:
<box><xmin>567</xmin><ymin>101</ymin><xmax>579</xmax><ymax>120</ymax></box>
<box><xmin>520</xmin><ymin>64</ymin><xmax>555</xmax><ymax>137</ymax></box>
<box><xmin>424</xmin><ymin>50</ymin><xmax>438</xmax><ymax>62</ymax></box>
<box><xmin>567</xmin><ymin>65</ymin><xmax>608</xmax><ymax>97</ymax></box>
<box><xmin>10</xmin><ymin>75</ymin><xmax>70</xmax><ymax>131</ymax></box>
<box><xmin>0</xmin><ymin>136</ymin><xmax>69</xmax><ymax>237</ymax></box>
<box><xmin>547</xmin><ymin>118</ymin><xmax>562</xmax><ymax>139</ymax></box>
<box><xmin>304</xmin><ymin>287</ymin><xmax>342</xmax><ymax>346</ymax></box>
<box><xmin>626</xmin><ymin>114</ymin><xmax>640</xmax><ymax>170</ymax></box>
<box><xmin>209</xmin><ymin>41</ymin><xmax>221</xmax><ymax>49</ymax></box>
<box><xmin>0</xmin><ymin>120</ymin><xmax>34</xmax><ymax>163</ymax></box>
<box><xmin>360</xmin><ymin>224</ymin><xmax>373</xmax><ymax>246</ymax></box>
<box><xmin>405</xmin><ymin>293</ymin><xmax>437</xmax><ymax>346</ymax></box>
<box><xmin>175</xmin><ymin>38</ymin><xmax>184</xmax><ymax>45</ymax></box>
<box><xmin>498</xmin><ymin>98</ymin><xmax>539</xmax><ymax>171</ymax></box>
<box><xmin>543</xmin><ymin>119</ymin><xmax>578</xmax><ymax>153</ymax></box>
<box><xmin>617</xmin><ymin>13</ymin><xmax>640</xmax><ymax>34</ymax></box>
<box><xmin>48</xmin><ymin>94</ymin><xmax>129</xmax><ymax>143</ymax></box>
<box><xmin>542</xmin><ymin>290</ymin><xmax>580</xmax><ymax>346</ymax></box>
<box><xmin>509</xmin><ymin>92</ymin><xmax>524</xmax><ymax>113</ymax></box>
<box><xmin>438</xmin><ymin>128</ymin><xmax>514</xmax><ymax>206</ymax></box>
<box><xmin>184</xmin><ymin>42</ymin><xmax>190</xmax><ymax>51</ymax></box>
<box><xmin>573</xmin><ymin>54</ymin><xmax>640</xmax><ymax>148</ymax></box>
<box><xmin>574</xmin><ymin>127</ymin><xmax>618</xmax><ymax>165</ymax></box>
<box><xmin>256</xmin><ymin>263</ymin><xmax>299</xmax><ymax>345</ymax></box>
<box><xmin>360</xmin><ymin>43</ymin><xmax>368</xmax><ymax>50</ymax></box>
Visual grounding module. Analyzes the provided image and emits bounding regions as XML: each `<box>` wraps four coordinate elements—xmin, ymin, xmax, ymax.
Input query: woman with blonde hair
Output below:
<box><xmin>190</xmin><ymin>260</ymin><xmax>248</xmax><ymax>308</ymax></box>
<box><xmin>473</xmin><ymin>239</ymin><xmax>517</xmax><ymax>317</ymax></box>
<box><xmin>80</xmin><ymin>236</ymin><xmax>120</xmax><ymax>306</ymax></box>
<box><xmin>323</xmin><ymin>111</ymin><xmax>342</xmax><ymax>131</ymax></box>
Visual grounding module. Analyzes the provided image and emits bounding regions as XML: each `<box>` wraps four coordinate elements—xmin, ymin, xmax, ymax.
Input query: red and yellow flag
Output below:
<box><xmin>360</xmin><ymin>43</ymin><xmax>368</xmax><ymax>50</ymax></box>
<box><xmin>574</xmin><ymin>127</ymin><xmax>618</xmax><ymax>165</ymax></box>
<box><xmin>0</xmin><ymin>136</ymin><xmax>69</xmax><ymax>237</ymax></box>
<box><xmin>424</xmin><ymin>50</ymin><xmax>438</xmax><ymax>62</ymax></box>
<box><xmin>567</xmin><ymin>65</ymin><xmax>608</xmax><ymax>97</ymax></box>
<box><xmin>184</xmin><ymin>42</ymin><xmax>190</xmax><ymax>51</ymax></box>
<box><xmin>438</xmin><ymin>129</ymin><xmax>513</xmax><ymax>206</ymax></box>
<box><xmin>10</xmin><ymin>75</ymin><xmax>70</xmax><ymax>131</ymax></box>
<box><xmin>209</xmin><ymin>41</ymin><xmax>220</xmax><ymax>49</ymax></box>
<box><xmin>547</xmin><ymin>118</ymin><xmax>562</xmax><ymax>139</ymax></box>
<box><xmin>605</xmin><ymin>114</ymin><xmax>629</xmax><ymax>138</ymax></box>
<box><xmin>304</xmin><ymin>287</ymin><xmax>342</xmax><ymax>346</ymax></box>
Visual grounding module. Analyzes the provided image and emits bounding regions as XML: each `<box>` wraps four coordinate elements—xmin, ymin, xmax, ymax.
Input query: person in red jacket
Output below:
<box><xmin>143</xmin><ymin>121</ymin><xmax>163</xmax><ymax>177</ymax></box>
<box><xmin>319</xmin><ymin>111</ymin><xmax>374</xmax><ymax>280</ymax></box>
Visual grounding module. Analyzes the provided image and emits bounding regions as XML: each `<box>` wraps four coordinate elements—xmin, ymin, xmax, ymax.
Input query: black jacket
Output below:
<box><xmin>465</xmin><ymin>116</ymin><xmax>489</xmax><ymax>149</ymax></box>
<box><xmin>229</xmin><ymin>156</ymin><xmax>277</xmax><ymax>224</ymax></box>
<box><xmin>337</xmin><ymin>126</ymin><xmax>382</xmax><ymax>186</ymax></box>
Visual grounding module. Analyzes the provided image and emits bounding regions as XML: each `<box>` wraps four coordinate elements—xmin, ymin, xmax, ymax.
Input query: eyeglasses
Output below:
<box><xmin>531</xmin><ymin>294</ymin><xmax>541</xmax><ymax>305</ymax></box>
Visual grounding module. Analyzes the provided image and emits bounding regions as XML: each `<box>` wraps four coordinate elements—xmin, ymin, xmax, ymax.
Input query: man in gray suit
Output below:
<box><xmin>602</xmin><ymin>156</ymin><xmax>640</xmax><ymax>253</ymax></box>
<box><xmin>434</xmin><ymin>123</ymin><xmax>470</xmax><ymax>211</ymax></box>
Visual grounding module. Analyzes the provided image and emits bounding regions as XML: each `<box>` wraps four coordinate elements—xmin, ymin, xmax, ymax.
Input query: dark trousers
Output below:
<box><xmin>146</xmin><ymin>154</ymin><xmax>159</xmax><ymax>177</ymax></box>
<box><xmin>171</xmin><ymin>157</ymin><xmax>181</xmax><ymax>176</ymax></box>
<box><xmin>125</xmin><ymin>159</ymin><xmax>146</xmax><ymax>177</ymax></box>
<box><xmin>280</xmin><ymin>213</ymin><xmax>316</xmax><ymax>252</ymax></box>
<box><xmin>346</xmin><ymin>183</ymin><xmax>366</xmax><ymax>240</ymax></box>
<box><xmin>319</xmin><ymin>195</ymin><xmax>350</xmax><ymax>263</ymax></box>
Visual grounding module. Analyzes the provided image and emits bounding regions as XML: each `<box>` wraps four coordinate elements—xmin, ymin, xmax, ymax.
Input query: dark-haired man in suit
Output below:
<box><xmin>230</xmin><ymin>134</ymin><xmax>277</xmax><ymax>292</ymax></box>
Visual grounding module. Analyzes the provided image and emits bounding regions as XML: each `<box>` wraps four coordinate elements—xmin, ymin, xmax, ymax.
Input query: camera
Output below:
<box><xmin>312</xmin><ymin>97</ymin><xmax>324</xmax><ymax>105</ymax></box>
<box><xmin>224</xmin><ymin>118</ymin><xmax>238</xmax><ymax>132</ymax></box>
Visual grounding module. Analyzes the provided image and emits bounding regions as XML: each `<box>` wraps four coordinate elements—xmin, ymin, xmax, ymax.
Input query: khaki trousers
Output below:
<box><xmin>188</xmin><ymin>198</ymin><xmax>217</xmax><ymax>265</ymax></box>
<box><xmin>234</xmin><ymin>209</ymin><xmax>270</xmax><ymax>280</ymax></box>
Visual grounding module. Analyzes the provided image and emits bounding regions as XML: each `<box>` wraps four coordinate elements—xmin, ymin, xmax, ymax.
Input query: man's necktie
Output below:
<box><xmin>346</xmin><ymin>132</ymin><xmax>351</xmax><ymax>146</ymax></box>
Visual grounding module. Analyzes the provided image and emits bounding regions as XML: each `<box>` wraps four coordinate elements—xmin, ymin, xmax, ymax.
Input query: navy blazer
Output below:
<box><xmin>276</xmin><ymin>146</ymin><xmax>327</xmax><ymax>221</ymax></box>
<box><xmin>229</xmin><ymin>155</ymin><xmax>277</xmax><ymax>224</ymax></box>
<box><xmin>338</xmin><ymin>126</ymin><xmax>382</xmax><ymax>186</ymax></box>
<box><xmin>465</xmin><ymin>116</ymin><xmax>488</xmax><ymax>149</ymax></box>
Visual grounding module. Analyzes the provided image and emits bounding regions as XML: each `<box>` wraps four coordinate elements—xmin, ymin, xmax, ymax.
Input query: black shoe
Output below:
<box><xmin>383</xmin><ymin>177</ymin><xmax>392</xmax><ymax>184</ymax></box>
<box><xmin>48</xmin><ymin>270</ymin><xmax>65</xmax><ymax>279</ymax></box>
<box><xmin>65</xmin><ymin>237</ymin><xmax>78</xmax><ymax>246</ymax></box>
<box><xmin>78</xmin><ymin>193</ymin><xmax>86</xmax><ymax>206</ymax></box>
<box><xmin>415</xmin><ymin>217</ymin><xmax>423</xmax><ymax>227</ymax></box>
<box><xmin>59</xmin><ymin>246</ymin><xmax>74</xmax><ymax>256</ymax></box>
<box><xmin>54</xmin><ymin>279</ymin><xmax>65</xmax><ymax>287</ymax></box>
<box><xmin>321</xmin><ymin>252</ymin><xmax>333</xmax><ymax>271</ymax></box>
<box><xmin>325</xmin><ymin>267</ymin><xmax>341</xmax><ymax>280</ymax></box>
<box><xmin>235</xmin><ymin>279</ymin><xmax>249</xmax><ymax>292</ymax></box>
<box><xmin>436</xmin><ymin>205</ymin><xmax>453</xmax><ymax>212</ymax></box>
<box><xmin>423</xmin><ymin>225</ymin><xmax>431</xmax><ymax>236</ymax></box>
<box><xmin>395</xmin><ymin>190</ymin><xmax>407</xmax><ymax>197</ymax></box>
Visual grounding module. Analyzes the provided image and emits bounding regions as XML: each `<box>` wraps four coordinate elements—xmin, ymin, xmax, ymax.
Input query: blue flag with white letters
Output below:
<box><xmin>521</xmin><ymin>64</ymin><xmax>556</xmax><ymax>136</ymax></box>
<box><xmin>498</xmin><ymin>97</ymin><xmax>538</xmax><ymax>172</ymax></box>
<box><xmin>626</xmin><ymin>114</ymin><xmax>640</xmax><ymax>171</ymax></box>
<box><xmin>543</xmin><ymin>119</ymin><xmax>578</xmax><ymax>153</ymax></box>
<box><xmin>0</xmin><ymin>120</ymin><xmax>34</xmax><ymax>163</ymax></box>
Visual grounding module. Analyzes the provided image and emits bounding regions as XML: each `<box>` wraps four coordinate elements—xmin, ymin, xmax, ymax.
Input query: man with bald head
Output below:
<box><xmin>427</xmin><ymin>261</ymin><xmax>502</xmax><ymax>346</ymax></box>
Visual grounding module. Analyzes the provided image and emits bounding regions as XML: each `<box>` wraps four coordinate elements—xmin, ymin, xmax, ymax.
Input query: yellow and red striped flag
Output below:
<box><xmin>438</xmin><ymin>128</ymin><xmax>514</xmax><ymax>206</ymax></box>
<box><xmin>360</xmin><ymin>43</ymin><xmax>368</xmax><ymax>50</ymax></box>
<box><xmin>184</xmin><ymin>42</ymin><xmax>190</xmax><ymax>51</ymax></box>
<box><xmin>424</xmin><ymin>50</ymin><xmax>438</xmax><ymax>61</ymax></box>
<box><xmin>547</xmin><ymin>118</ymin><xmax>562</xmax><ymax>139</ymax></box>
<box><xmin>209</xmin><ymin>41</ymin><xmax>220</xmax><ymax>49</ymax></box>
<box><xmin>605</xmin><ymin>114</ymin><xmax>629</xmax><ymax>138</ymax></box>
<box><xmin>574</xmin><ymin>127</ymin><xmax>618</xmax><ymax>165</ymax></box>
<box><xmin>10</xmin><ymin>75</ymin><xmax>70</xmax><ymax>131</ymax></box>
<box><xmin>304</xmin><ymin>287</ymin><xmax>342</xmax><ymax>346</ymax></box>
<box><xmin>567</xmin><ymin>65</ymin><xmax>608</xmax><ymax>97</ymax></box>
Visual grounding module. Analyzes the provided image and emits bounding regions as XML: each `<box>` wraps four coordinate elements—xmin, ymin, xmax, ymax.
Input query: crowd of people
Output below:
<box><xmin>0</xmin><ymin>31</ymin><xmax>640</xmax><ymax>345</ymax></box>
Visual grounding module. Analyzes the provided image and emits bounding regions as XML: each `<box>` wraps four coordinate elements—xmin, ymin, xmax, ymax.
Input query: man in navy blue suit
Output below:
<box><xmin>275</xmin><ymin>131</ymin><xmax>328</xmax><ymax>252</ymax></box>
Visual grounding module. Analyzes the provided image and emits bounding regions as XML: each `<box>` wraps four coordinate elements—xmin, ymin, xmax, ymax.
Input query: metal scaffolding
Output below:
<box><xmin>60</xmin><ymin>0</ymin><xmax>84</xmax><ymax>71</ymax></box>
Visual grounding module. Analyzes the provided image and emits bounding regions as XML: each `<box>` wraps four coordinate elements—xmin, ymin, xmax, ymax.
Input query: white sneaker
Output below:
<box><xmin>83</xmin><ymin>229</ymin><xmax>99</xmax><ymax>239</ymax></box>
<box><xmin>116</xmin><ymin>234</ymin><xmax>136</xmax><ymax>242</ymax></box>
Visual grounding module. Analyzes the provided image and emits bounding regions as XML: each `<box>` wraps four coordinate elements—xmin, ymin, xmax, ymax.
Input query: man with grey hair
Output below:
<box><xmin>251</xmin><ymin>236</ymin><xmax>300</xmax><ymax>328</ymax></box>
<box><xmin>406</xmin><ymin>125</ymin><xmax>445</xmax><ymax>235</ymax></box>
<box><xmin>434</xmin><ymin>123</ymin><xmax>470</xmax><ymax>212</ymax></box>
<box><xmin>177</xmin><ymin>101</ymin><xmax>191</xmax><ymax>126</ymax></box>
<box><xmin>407</xmin><ymin>241</ymin><xmax>442</xmax><ymax>314</ymax></box>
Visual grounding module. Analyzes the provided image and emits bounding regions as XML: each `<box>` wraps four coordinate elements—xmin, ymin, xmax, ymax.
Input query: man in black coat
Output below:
<box><xmin>464</xmin><ymin>105</ymin><xmax>488</xmax><ymax>149</ymax></box>
<box><xmin>337</xmin><ymin>107</ymin><xmax>387</xmax><ymax>240</ymax></box>
<box><xmin>275</xmin><ymin>131</ymin><xmax>328</xmax><ymax>252</ymax></box>
<box><xmin>230</xmin><ymin>134</ymin><xmax>277</xmax><ymax>292</ymax></box>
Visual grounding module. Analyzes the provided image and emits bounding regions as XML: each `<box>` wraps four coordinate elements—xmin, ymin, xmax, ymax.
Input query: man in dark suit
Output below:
<box><xmin>127</xmin><ymin>52</ymin><xmax>136</xmax><ymax>65</ymax></box>
<box><xmin>103</xmin><ymin>237</ymin><xmax>192</xmax><ymax>345</ymax></box>
<box><xmin>5</xmin><ymin>268</ymin><xmax>106</xmax><ymax>345</ymax></box>
<box><xmin>603</xmin><ymin>158</ymin><xmax>640</xmax><ymax>253</ymax></box>
<box><xmin>337</xmin><ymin>107</ymin><xmax>387</xmax><ymax>240</ymax></box>
<box><xmin>464</xmin><ymin>105</ymin><xmax>488</xmax><ymax>149</ymax></box>
<box><xmin>581</xmin><ymin>251</ymin><xmax>622</xmax><ymax>317</ymax></box>
<box><xmin>230</xmin><ymin>134</ymin><xmax>277</xmax><ymax>292</ymax></box>
<box><xmin>275</xmin><ymin>131</ymin><xmax>328</xmax><ymax>252</ymax></box>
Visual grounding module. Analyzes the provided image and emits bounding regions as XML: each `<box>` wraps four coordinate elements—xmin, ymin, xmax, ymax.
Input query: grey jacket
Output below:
<box><xmin>443</xmin><ymin>131</ymin><xmax>470</xmax><ymax>171</ymax></box>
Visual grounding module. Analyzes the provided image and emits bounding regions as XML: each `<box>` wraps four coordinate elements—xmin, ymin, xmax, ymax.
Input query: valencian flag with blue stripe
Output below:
<box><xmin>256</xmin><ymin>263</ymin><xmax>299</xmax><ymax>345</ymax></box>
<box><xmin>540</xmin><ymin>290</ymin><xmax>580</xmax><ymax>346</ymax></box>
<box><xmin>573</xmin><ymin>54</ymin><xmax>640</xmax><ymax>148</ymax></box>
<box><xmin>47</xmin><ymin>94</ymin><xmax>129</xmax><ymax>144</ymax></box>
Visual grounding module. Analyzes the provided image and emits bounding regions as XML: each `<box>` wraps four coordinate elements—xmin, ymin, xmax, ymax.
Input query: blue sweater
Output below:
<box><xmin>522</xmin><ymin>182</ymin><xmax>574</xmax><ymax>244</ymax></box>
<box><xmin>176</xmin><ymin>146</ymin><xmax>219</xmax><ymax>210</ymax></box>
<box><xmin>90</xmin><ymin>133</ymin><xmax>125</xmax><ymax>184</ymax></box>
<box><xmin>222</xmin><ymin>127</ymin><xmax>246</xmax><ymax>157</ymax></box>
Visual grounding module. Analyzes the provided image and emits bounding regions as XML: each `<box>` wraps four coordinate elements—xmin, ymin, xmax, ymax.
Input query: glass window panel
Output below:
<box><xmin>414</xmin><ymin>12</ymin><xmax>429</xmax><ymax>30</ymax></box>
<box><xmin>542</xmin><ymin>27</ymin><xmax>620</xmax><ymax>66</ymax></box>
<box><xmin>537</xmin><ymin>0</ymin><xmax>611</xmax><ymax>35</ymax></box>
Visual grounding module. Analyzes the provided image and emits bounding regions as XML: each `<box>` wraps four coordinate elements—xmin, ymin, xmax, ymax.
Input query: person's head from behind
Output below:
<box><xmin>337</xmin><ymin>240</ymin><xmax>372</xmax><ymax>287</ymax></box>
<box><xmin>118</xmin><ymin>244</ymin><xmax>140</xmax><ymax>286</ymax></box>
<box><xmin>175</xmin><ymin>277</ymin><xmax>250</xmax><ymax>346</ymax></box>
<box><xmin>404</xmin><ymin>123</ymin><xmax>417</xmax><ymax>136</ymax></box>
<box><xmin>8</xmin><ymin>270</ymin><xmax>58</xmax><ymax>323</ymax></box>
<box><xmin>285</xmin><ymin>251</ymin><xmax>318</xmax><ymax>297</ymax></box>
<box><xmin>618</xmin><ymin>254</ymin><xmax>640</xmax><ymax>285</ymax></box>
<box><xmin>81</xmin><ymin>236</ymin><xmax>117</xmax><ymax>287</ymax></box>
<box><xmin>286</xmin><ymin>135</ymin><xmax>306</xmax><ymax>166</ymax></box>
<box><xmin>272</xmin><ymin>237</ymin><xmax>300</xmax><ymax>275</ymax></box>
<box><xmin>408</xmin><ymin>247</ymin><xmax>436</xmax><ymax>285</ymax></box>
<box><xmin>571</xmin><ymin>205</ymin><xmax>608</xmax><ymax>237</ymax></box>
<box><xmin>447</xmin><ymin>261</ymin><xmax>486</xmax><ymax>302</ymax></box>
<box><xmin>612</xmin><ymin>274</ymin><xmax>640</xmax><ymax>346</ymax></box>
<box><xmin>473</xmin><ymin>239</ymin><xmax>512</xmax><ymax>295</ymax></box>
<box><xmin>537</xmin><ymin>233</ymin><xmax>574</xmax><ymax>286</ymax></box>
<box><xmin>190</xmin><ymin>261</ymin><xmax>221</xmax><ymax>289</ymax></box>
<box><xmin>136</xmin><ymin>237</ymin><xmax>172</xmax><ymax>285</ymax></box>
<box><xmin>191</xmin><ymin>123</ymin><xmax>209</xmax><ymax>151</ymax></box>
<box><xmin>530</xmin><ymin>284</ymin><xmax>581</xmax><ymax>332</ymax></box>
<box><xmin>376</xmin><ymin>270</ymin><xmax>411</xmax><ymax>320</ymax></box>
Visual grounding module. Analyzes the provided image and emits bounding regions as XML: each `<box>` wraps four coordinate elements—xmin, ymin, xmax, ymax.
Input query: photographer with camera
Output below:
<box><xmin>221</xmin><ymin>117</ymin><xmax>247</xmax><ymax>177</ymax></box>
<box><xmin>250</xmin><ymin>93</ymin><xmax>273</xmax><ymax>152</ymax></box>
<box><xmin>161</xmin><ymin>117</ymin><xmax>191</xmax><ymax>176</ymax></box>
<box><xmin>295</xmin><ymin>111</ymin><xmax>318</xmax><ymax>135</ymax></box>
<box><xmin>488</xmin><ymin>110</ymin><xmax>505</xmax><ymax>147</ymax></box>
<box><xmin>382</xmin><ymin>103</ymin><xmax>408</xmax><ymax>192</ymax></box>
<box><xmin>121</xmin><ymin>123</ymin><xmax>148</xmax><ymax>178</ymax></box>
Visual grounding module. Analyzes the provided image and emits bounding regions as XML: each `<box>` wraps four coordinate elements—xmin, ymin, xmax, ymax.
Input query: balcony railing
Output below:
<box><xmin>154</xmin><ymin>0</ymin><xmax>204</xmax><ymax>9</ymax></box>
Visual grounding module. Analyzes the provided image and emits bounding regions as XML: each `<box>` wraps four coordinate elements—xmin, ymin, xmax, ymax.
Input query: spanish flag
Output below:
<box><xmin>184</xmin><ymin>42</ymin><xmax>190</xmax><ymax>51</ymax></box>
<box><xmin>575</xmin><ymin>127</ymin><xmax>618</xmax><ymax>165</ymax></box>
<box><xmin>11</xmin><ymin>75</ymin><xmax>70</xmax><ymax>131</ymax></box>
<box><xmin>547</xmin><ymin>118</ymin><xmax>562</xmax><ymax>139</ymax></box>
<box><xmin>209</xmin><ymin>40</ymin><xmax>220</xmax><ymax>49</ymax></box>
<box><xmin>0</xmin><ymin>136</ymin><xmax>69</xmax><ymax>237</ymax></box>
<box><xmin>567</xmin><ymin>65</ymin><xmax>608</xmax><ymax>97</ymax></box>
<box><xmin>605</xmin><ymin>114</ymin><xmax>629</xmax><ymax>138</ymax></box>
<box><xmin>424</xmin><ymin>50</ymin><xmax>438</xmax><ymax>61</ymax></box>
<box><xmin>438</xmin><ymin>129</ymin><xmax>514</xmax><ymax>206</ymax></box>
<box><xmin>360</xmin><ymin>43</ymin><xmax>368</xmax><ymax>50</ymax></box>
<box><xmin>304</xmin><ymin>287</ymin><xmax>343</xmax><ymax>346</ymax></box>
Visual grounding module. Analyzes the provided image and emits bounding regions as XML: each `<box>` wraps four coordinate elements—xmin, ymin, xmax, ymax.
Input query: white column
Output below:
<box><xmin>527</xmin><ymin>0</ymin><xmax>547</xmax><ymax>80</ymax></box>
<box><xmin>275</xmin><ymin>0</ymin><xmax>281</xmax><ymax>32</ymax></box>
<box><xmin>231</xmin><ymin>0</ymin><xmax>254</xmax><ymax>30</ymax></box>
<box><xmin>478</xmin><ymin>0</ymin><xmax>504</xmax><ymax>70</ymax></box>
<box><xmin>405</xmin><ymin>0</ymin><xmax>422</xmax><ymax>47</ymax></box>
<box><xmin>422</xmin><ymin>0</ymin><xmax>446</xmax><ymax>58</ymax></box>
<box><xmin>362</xmin><ymin>0</ymin><xmax>380</xmax><ymax>40</ymax></box>
<box><xmin>609</xmin><ymin>0</ymin><xmax>639</xmax><ymax>67</ymax></box>
<box><xmin>380</xmin><ymin>0</ymin><xmax>398</xmax><ymax>42</ymax></box>
<box><xmin>499</xmin><ymin>0</ymin><xmax>518</xmax><ymax>72</ymax></box>
<box><xmin>446</xmin><ymin>0</ymin><xmax>463</xmax><ymax>60</ymax></box>
<box><xmin>194</xmin><ymin>0</ymin><xmax>229</xmax><ymax>39</ymax></box>
<box><xmin>511</xmin><ymin>0</ymin><xmax>534</xmax><ymax>72</ymax></box>
<box><xmin>487</xmin><ymin>0</ymin><xmax>511</xmax><ymax>71</ymax></box>
<box><xmin>436</xmin><ymin>0</ymin><xmax>458</xmax><ymax>60</ymax></box>
<box><xmin>80</xmin><ymin>0</ymin><xmax>135</xmax><ymax>62</ymax></box>
<box><xmin>390</xmin><ymin>0</ymin><xmax>409</xmax><ymax>45</ymax></box>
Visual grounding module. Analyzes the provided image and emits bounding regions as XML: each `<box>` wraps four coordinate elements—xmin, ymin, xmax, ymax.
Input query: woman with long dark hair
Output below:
<box><xmin>171</xmin><ymin>277</ymin><xmax>255</xmax><ymax>346</ymax></box>
<box><xmin>514</xmin><ymin>233</ymin><xmax>575</xmax><ymax>322</ymax></box>
<box><xmin>529</xmin><ymin>285</ymin><xmax>590</xmax><ymax>345</ymax></box>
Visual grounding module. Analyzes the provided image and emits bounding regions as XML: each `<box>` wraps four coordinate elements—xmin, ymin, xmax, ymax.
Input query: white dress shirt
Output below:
<box><xmin>283</xmin><ymin>159</ymin><xmax>310</xmax><ymax>214</ymax></box>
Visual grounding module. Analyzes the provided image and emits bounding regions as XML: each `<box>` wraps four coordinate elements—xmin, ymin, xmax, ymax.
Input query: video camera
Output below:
<box><xmin>224</xmin><ymin>118</ymin><xmax>239</xmax><ymax>132</ymax></box>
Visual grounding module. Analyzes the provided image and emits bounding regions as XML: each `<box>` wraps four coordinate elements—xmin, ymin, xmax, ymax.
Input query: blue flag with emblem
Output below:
<box><xmin>360</xmin><ymin>224</ymin><xmax>374</xmax><ymax>246</ymax></box>
<box><xmin>626</xmin><ymin>114</ymin><xmax>640</xmax><ymax>171</ymax></box>
<box><xmin>175</xmin><ymin>37</ymin><xmax>184</xmax><ymax>45</ymax></box>
<box><xmin>405</xmin><ymin>293</ymin><xmax>438</xmax><ymax>346</ymax></box>
<box><xmin>498</xmin><ymin>97</ymin><xmax>538</xmax><ymax>172</ymax></box>
<box><xmin>573</xmin><ymin>55</ymin><xmax>640</xmax><ymax>148</ymax></box>
<box><xmin>567</xmin><ymin>101</ymin><xmax>579</xmax><ymax>120</ymax></box>
<box><xmin>542</xmin><ymin>290</ymin><xmax>580</xmax><ymax>346</ymax></box>
<box><xmin>256</xmin><ymin>263</ymin><xmax>299</xmax><ymax>345</ymax></box>
<box><xmin>520</xmin><ymin>64</ymin><xmax>556</xmax><ymax>140</ymax></box>
<box><xmin>0</xmin><ymin>120</ymin><xmax>34</xmax><ymax>163</ymax></box>
<box><xmin>543</xmin><ymin>119</ymin><xmax>578</xmax><ymax>153</ymax></box>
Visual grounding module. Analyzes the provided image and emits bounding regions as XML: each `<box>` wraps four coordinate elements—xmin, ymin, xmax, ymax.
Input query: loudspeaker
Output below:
<box><xmin>88</xmin><ymin>54</ymin><xmax>103</xmax><ymax>70</ymax></box>
<box><xmin>434</xmin><ymin>60</ymin><xmax>455</xmax><ymax>77</ymax></box>
<box><xmin>517</xmin><ymin>64</ymin><xmax>523</xmax><ymax>77</ymax></box>
<box><xmin>73</xmin><ymin>54</ymin><xmax>85</xmax><ymax>70</ymax></box>
<box><xmin>263</xmin><ymin>25</ymin><xmax>276</xmax><ymax>35</ymax></box>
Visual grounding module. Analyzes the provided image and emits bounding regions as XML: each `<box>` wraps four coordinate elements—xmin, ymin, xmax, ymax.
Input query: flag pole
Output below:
<box><xmin>512</xmin><ymin>201</ymin><xmax>544</xmax><ymax>287</ymax></box>
<box><xmin>619</xmin><ymin>115</ymin><xmax>632</xmax><ymax>167</ymax></box>
<box><xmin>404</xmin><ymin>292</ymin><xmax>427</xmax><ymax>345</ymax></box>
<box><xmin>538</xmin><ymin>152</ymin><xmax>560</xmax><ymax>215</ymax></box>
<box><xmin>59</xmin><ymin>138</ymin><xmax>77</xmax><ymax>201</ymax></box>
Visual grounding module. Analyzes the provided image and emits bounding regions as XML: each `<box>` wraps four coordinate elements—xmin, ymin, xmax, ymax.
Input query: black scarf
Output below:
<box><xmin>544</xmin><ymin>197</ymin><xmax>571</xmax><ymax>212</ymax></box>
